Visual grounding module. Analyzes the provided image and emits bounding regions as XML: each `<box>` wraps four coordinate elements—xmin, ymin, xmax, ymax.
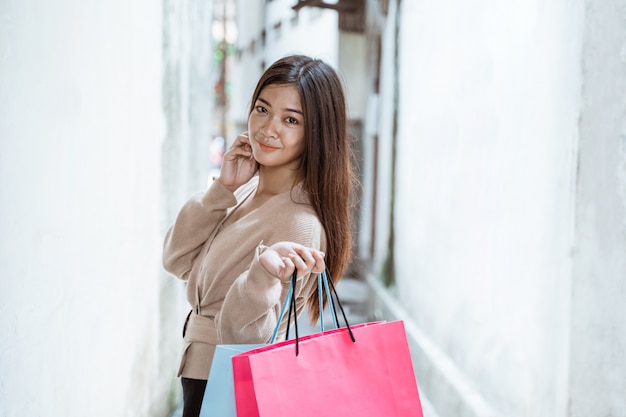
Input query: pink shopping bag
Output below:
<box><xmin>232</xmin><ymin>320</ymin><xmax>423</xmax><ymax>417</ymax></box>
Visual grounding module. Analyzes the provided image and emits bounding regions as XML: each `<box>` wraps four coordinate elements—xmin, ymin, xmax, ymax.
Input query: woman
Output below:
<box><xmin>163</xmin><ymin>54</ymin><xmax>354</xmax><ymax>417</ymax></box>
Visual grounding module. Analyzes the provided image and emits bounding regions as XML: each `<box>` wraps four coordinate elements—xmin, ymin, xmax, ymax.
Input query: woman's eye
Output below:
<box><xmin>286</xmin><ymin>117</ymin><xmax>298</xmax><ymax>125</ymax></box>
<box><xmin>256</xmin><ymin>106</ymin><xmax>268</xmax><ymax>113</ymax></box>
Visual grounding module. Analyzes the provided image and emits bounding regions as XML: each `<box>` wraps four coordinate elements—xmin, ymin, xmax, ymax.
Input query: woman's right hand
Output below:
<box><xmin>218</xmin><ymin>132</ymin><xmax>259</xmax><ymax>192</ymax></box>
<box><xmin>258</xmin><ymin>242</ymin><xmax>326</xmax><ymax>283</ymax></box>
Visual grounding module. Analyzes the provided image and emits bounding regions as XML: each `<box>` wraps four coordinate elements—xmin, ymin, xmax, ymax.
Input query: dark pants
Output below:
<box><xmin>181</xmin><ymin>377</ymin><xmax>208</xmax><ymax>417</ymax></box>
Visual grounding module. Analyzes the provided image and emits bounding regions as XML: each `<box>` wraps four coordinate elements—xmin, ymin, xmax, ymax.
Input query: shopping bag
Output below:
<box><xmin>201</xmin><ymin>270</ymin><xmax>339</xmax><ymax>416</ymax></box>
<box><xmin>232</xmin><ymin>320</ymin><xmax>423</xmax><ymax>417</ymax></box>
<box><xmin>232</xmin><ymin>272</ymin><xmax>423</xmax><ymax>417</ymax></box>
<box><xmin>200</xmin><ymin>344</ymin><xmax>263</xmax><ymax>417</ymax></box>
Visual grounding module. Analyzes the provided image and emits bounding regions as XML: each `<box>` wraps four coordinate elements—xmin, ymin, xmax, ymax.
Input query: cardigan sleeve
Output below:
<box><xmin>216</xmin><ymin>215</ymin><xmax>324</xmax><ymax>344</ymax></box>
<box><xmin>162</xmin><ymin>180</ymin><xmax>237</xmax><ymax>281</ymax></box>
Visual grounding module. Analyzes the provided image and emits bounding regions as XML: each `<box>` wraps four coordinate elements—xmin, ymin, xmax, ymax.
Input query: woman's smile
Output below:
<box><xmin>256</xmin><ymin>139</ymin><xmax>280</xmax><ymax>152</ymax></box>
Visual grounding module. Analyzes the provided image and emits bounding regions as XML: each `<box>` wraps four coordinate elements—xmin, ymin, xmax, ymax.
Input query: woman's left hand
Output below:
<box><xmin>218</xmin><ymin>132</ymin><xmax>259</xmax><ymax>193</ymax></box>
<box><xmin>258</xmin><ymin>241</ymin><xmax>325</xmax><ymax>282</ymax></box>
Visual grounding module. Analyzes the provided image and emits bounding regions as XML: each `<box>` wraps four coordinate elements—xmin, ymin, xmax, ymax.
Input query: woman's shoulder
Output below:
<box><xmin>273</xmin><ymin>198</ymin><xmax>320</xmax><ymax>227</ymax></box>
<box><xmin>277</xmin><ymin>183</ymin><xmax>318</xmax><ymax>217</ymax></box>
<box><xmin>269</xmin><ymin>186</ymin><xmax>325</xmax><ymax>249</ymax></box>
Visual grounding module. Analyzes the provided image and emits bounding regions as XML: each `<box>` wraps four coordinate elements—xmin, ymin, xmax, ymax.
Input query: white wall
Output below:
<box><xmin>263</xmin><ymin>0</ymin><xmax>339</xmax><ymax>69</ymax></box>
<box><xmin>365</xmin><ymin>0</ymin><xmax>398</xmax><ymax>274</ymax></box>
<box><xmin>0</xmin><ymin>1</ymin><xmax>178</xmax><ymax>416</ymax></box>
<box><xmin>367</xmin><ymin>0</ymin><xmax>626</xmax><ymax>416</ymax></box>
<box><xmin>230</xmin><ymin>0</ymin><xmax>340</xmax><ymax>134</ymax></box>
<box><xmin>339</xmin><ymin>31</ymin><xmax>368</xmax><ymax>121</ymax></box>
<box><xmin>230</xmin><ymin>0</ymin><xmax>266</xmax><ymax>132</ymax></box>
<box><xmin>395</xmin><ymin>2</ymin><xmax>582</xmax><ymax>415</ymax></box>
<box><xmin>569</xmin><ymin>1</ymin><xmax>626</xmax><ymax>415</ymax></box>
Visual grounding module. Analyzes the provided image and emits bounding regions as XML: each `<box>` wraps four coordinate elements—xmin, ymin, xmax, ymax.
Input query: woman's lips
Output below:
<box><xmin>257</xmin><ymin>141</ymin><xmax>279</xmax><ymax>152</ymax></box>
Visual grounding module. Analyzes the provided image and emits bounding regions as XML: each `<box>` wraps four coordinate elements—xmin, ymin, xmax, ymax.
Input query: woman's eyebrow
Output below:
<box><xmin>258</xmin><ymin>97</ymin><xmax>303</xmax><ymax>115</ymax></box>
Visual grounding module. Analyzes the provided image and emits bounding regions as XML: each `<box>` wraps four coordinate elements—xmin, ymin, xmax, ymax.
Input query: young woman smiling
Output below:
<box><xmin>163</xmin><ymin>54</ymin><xmax>354</xmax><ymax>417</ymax></box>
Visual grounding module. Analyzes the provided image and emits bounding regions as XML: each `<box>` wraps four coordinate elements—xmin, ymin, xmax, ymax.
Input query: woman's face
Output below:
<box><xmin>248</xmin><ymin>84</ymin><xmax>306</xmax><ymax>171</ymax></box>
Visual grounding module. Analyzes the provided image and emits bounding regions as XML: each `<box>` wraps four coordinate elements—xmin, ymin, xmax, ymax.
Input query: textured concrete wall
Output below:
<box><xmin>0</xmin><ymin>0</ymin><xmax>189</xmax><ymax>416</ymax></box>
<box><xmin>364</xmin><ymin>0</ymin><xmax>626</xmax><ymax>416</ymax></box>
<box><xmin>394</xmin><ymin>1</ymin><xmax>582</xmax><ymax>415</ymax></box>
<box><xmin>569</xmin><ymin>1</ymin><xmax>626</xmax><ymax>416</ymax></box>
<box><xmin>161</xmin><ymin>0</ymin><xmax>216</xmax><ymax>413</ymax></box>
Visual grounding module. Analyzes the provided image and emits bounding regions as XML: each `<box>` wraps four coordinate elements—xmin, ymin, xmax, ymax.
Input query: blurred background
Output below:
<box><xmin>1</xmin><ymin>0</ymin><xmax>625</xmax><ymax>416</ymax></box>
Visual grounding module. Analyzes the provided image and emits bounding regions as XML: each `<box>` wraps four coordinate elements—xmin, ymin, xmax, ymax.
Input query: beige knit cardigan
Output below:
<box><xmin>163</xmin><ymin>176</ymin><xmax>324</xmax><ymax>380</ymax></box>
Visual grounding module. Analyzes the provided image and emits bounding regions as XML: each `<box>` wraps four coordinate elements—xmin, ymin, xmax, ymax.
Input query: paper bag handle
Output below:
<box><xmin>272</xmin><ymin>269</ymin><xmax>356</xmax><ymax>355</ymax></box>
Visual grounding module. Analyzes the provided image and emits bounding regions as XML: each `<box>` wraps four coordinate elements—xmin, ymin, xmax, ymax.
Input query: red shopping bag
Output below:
<box><xmin>232</xmin><ymin>319</ymin><xmax>423</xmax><ymax>417</ymax></box>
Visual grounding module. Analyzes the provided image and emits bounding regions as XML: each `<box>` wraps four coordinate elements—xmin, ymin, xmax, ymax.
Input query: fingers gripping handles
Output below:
<box><xmin>270</xmin><ymin>270</ymin><xmax>356</xmax><ymax>355</ymax></box>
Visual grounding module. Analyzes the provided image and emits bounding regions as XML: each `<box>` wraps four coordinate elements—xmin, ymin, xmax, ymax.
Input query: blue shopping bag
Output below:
<box><xmin>200</xmin><ymin>344</ymin><xmax>263</xmax><ymax>417</ymax></box>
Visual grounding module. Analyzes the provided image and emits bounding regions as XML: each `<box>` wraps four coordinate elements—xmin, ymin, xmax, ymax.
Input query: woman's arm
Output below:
<box><xmin>164</xmin><ymin>130</ymin><xmax>258</xmax><ymax>281</ymax></box>
<box><xmin>216</xmin><ymin>222</ymin><xmax>325</xmax><ymax>344</ymax></box>
<box><xmin>162</xmin><ymin>180</ymin><xmax>237</xmax><ymax>280</ymax></box>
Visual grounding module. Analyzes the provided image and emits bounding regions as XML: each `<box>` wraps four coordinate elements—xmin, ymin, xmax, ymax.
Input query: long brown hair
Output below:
<box><xmin>249</xmin><ymin>55</ymin><xmax>354</xmax><ymax>323</ymax></box>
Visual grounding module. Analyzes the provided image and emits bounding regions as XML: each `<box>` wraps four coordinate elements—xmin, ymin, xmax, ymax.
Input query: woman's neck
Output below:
<box><xmin>256</xmin><ymin>166</ymin><xmax>302</xmax><ymax>196</ymax></box>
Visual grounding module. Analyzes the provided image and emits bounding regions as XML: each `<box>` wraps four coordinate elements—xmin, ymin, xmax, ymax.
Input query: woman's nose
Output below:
<box><xmin>260</xmin><ymin>116</ymin><xmax>279</xmax><ymax>137</ymax></box>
